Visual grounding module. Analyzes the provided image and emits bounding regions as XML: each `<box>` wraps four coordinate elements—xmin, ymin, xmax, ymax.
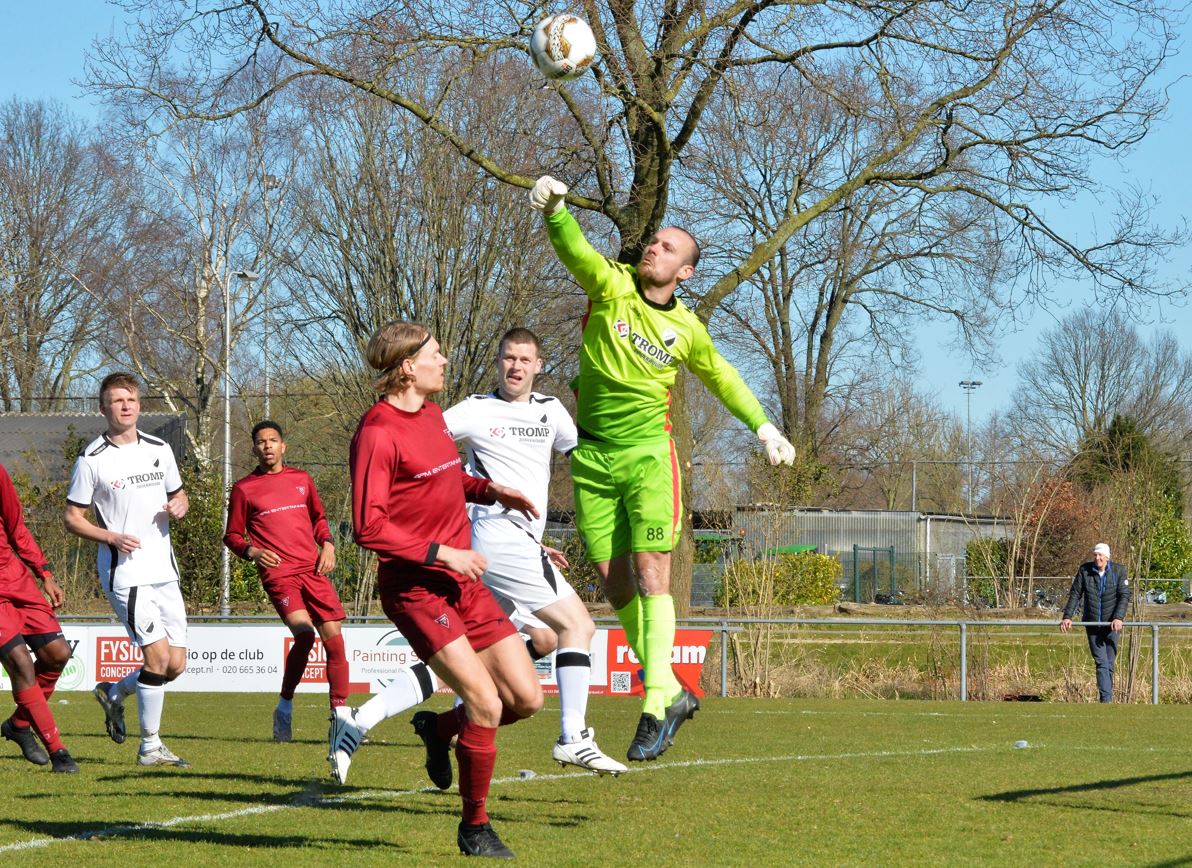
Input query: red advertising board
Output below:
<box><xmin>603</xmin><ymin>628</ymin><xmax>710</xmax><ymax>698</ymax></box>
<box><xmin>95</xmin><ymin>636</ymin><xmax>143</xmax><ymax>681</ymax></box>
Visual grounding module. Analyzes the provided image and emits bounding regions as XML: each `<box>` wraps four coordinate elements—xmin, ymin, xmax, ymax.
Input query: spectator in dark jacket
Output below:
<box><xmin>1060</xmin><ymin>543</ymin><xmax>1130</xmax><ymax>702</ymax></box>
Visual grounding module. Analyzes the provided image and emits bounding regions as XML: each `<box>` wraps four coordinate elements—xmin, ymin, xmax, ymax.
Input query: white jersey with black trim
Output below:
<box><xmin>66</xmin><ymin>431</ymin><xmax>184</xmax><ymax>591</ymax></box>
<box><xmin>443</xmin><ymin>391</ymin><xmax>577</xmax><ymax>541</ymax></box>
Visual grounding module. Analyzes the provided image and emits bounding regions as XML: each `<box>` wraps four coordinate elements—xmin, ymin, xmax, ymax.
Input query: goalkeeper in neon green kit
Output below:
<box><xmin>531</xmin><ymin>176</ymin><xmax>797</xmax><ymax>761</ymax></box>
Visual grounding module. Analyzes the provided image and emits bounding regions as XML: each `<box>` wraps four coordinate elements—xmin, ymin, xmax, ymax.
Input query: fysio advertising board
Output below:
<box><xmin>1</xmin><ymin>625</ymin><xmax>710</xmax><ymax>696</ymax></box>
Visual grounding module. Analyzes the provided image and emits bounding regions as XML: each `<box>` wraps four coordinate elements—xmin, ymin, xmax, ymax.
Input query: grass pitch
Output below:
<box><xmin>1</xmin><ymin>692</ymin><xmax>1189</xmax><ymax>865</ymax></box>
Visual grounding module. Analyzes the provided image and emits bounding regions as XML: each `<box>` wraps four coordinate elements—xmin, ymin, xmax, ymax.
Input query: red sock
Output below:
<box><xmin>14</xmin><ymin>685</ymin><xmax>63</xmax><ymax>753</ymax></box>
<box><xmin>12</xmin><ymin>666</ymin><xmax>62</xmax><ymax>728</ymax></box>
<box><xmin>436</xmin><ymin>704</ymin><xmax>467</xmax><ymax>741</ymax></box>
<box><xmin>456</xmin><ymin>718</ymin><xmax>497</xmax><ymax>826</ymax></box>
<box><xmin>281</xmin><ymin>631</ymin><xmax>315</xmax><ymax>700</ymax></box>
<box><xmin>322</xmin><ymin>633</ymin><xmax>348</xmax><ymax>708</ymax></box>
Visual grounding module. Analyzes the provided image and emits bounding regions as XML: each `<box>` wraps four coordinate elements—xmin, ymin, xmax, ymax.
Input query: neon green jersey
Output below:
<box><xmin>547</xmin><ymin>208</ymin><xmax>770</xmax><ymax>446</ymax></box>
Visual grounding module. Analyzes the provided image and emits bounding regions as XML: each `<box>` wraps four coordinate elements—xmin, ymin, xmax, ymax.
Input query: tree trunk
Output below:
<box><xmin>669</xmin><ymin>374</ymin><xmax>695</xmax><ymax>617</ymax></box>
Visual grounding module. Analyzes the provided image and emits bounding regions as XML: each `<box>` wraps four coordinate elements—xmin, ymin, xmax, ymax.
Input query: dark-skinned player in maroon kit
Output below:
<box><xmin>223</xmin><ymin>420</ymin><xmax>347</xmax><ymax>742</ymax></box>
<box><xmin>350</xmin><ymin>320</ymin><xmax>543</xmax><ymax>859</ymax></box>
<box><xmin>0</xmin><ymin>463</ymin><xmax>79</xmax><ymax>772</ymax></box>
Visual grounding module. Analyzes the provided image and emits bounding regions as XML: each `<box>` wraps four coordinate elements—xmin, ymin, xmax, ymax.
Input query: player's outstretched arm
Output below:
<box><xmin>756</xmin><ymin>423</ymin><xmax>796</xmax><ymax>466</ymax></box>
<box><xmin>529</xmin><ymin>175</ymin><xmax>568</xmax><ymax>215</ymax></box>
<box><xmin>488</xmin><ymin>482</ymin><xmax>541</xmax><ymax>522</ymax></box>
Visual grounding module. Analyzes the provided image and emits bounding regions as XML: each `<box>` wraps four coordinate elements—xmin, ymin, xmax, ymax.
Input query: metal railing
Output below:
<box><xmin>662</xmin><ymin>617</ymin><xmax>1192</xmax><ymax>703</ymax></box>
<box><xmin>59</xmin><ymin>614</ymin><xmax>1191</xmax><ymax>703</ymax></box>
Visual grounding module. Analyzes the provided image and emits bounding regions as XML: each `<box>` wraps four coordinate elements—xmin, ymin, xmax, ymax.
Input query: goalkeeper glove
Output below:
<box><xmin>757</xmin><ymin>422</ymin><xmax>796</xmax><ymax>466</ymax></box>
<box><xmin>530</xmin><ymin>175</ymin><xmax>568</xmax><ymax>216</ymax></box>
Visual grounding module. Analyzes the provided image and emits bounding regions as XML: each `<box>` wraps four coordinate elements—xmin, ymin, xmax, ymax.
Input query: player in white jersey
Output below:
<box><xmin>329</xmin><ymin>328</ymin><xmax>625</xmax><ymax>783</ymax></box>
<box><xmin>65</xmin><ymin>372</ymin><xmax>192</xmax><ymax>767</ymax></box>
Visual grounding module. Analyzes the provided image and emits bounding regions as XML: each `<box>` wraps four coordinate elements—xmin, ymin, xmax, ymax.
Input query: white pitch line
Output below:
<box><xmin>0</xmin><ymin>744</ymin><xmax>996</xmax><ymax>854</ymax></box>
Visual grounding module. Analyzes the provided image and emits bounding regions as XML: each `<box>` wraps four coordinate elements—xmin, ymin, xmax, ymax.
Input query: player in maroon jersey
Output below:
<box><xmin>223</xmin><ymin>421</ymin><xmax>347</xmax><ymax>742</ymax></box>
<box><xmin>350</xmin><ymin>320</ymin><xmax>543</xmax><ymax>860</ymax></box>
<box><xmin>0</xmin><ymin>463</ymin><xmax>78</xmax><ymax>773</ymax></box>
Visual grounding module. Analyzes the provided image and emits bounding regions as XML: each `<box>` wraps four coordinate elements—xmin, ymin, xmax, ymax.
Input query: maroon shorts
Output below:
<box><xmin>380</xmin><ymin>574</ymin><xmax>516</xmax><ymax>663</ymax></box>
<box><xmin>0</xmin><ymin>578</ymin><xmax>62</xmax><ymax>649</ymax></box>
<box><xmin>262</xmin><ymin>572</ymin><xmax>346</xmax><ymax>625</ymax></box>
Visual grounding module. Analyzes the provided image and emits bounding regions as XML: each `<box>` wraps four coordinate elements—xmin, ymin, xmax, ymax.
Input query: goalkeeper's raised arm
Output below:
<box><xmin>531</xmin><ymin>176</ymin><xmax>635</xmax><ymax>304</ymax></box>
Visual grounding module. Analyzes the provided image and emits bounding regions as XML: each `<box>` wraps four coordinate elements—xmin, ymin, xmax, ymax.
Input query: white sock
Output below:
<box><xmin>554</xmin><ymin>647</ymin><xmax>591</xmax><ymax>743</ymax></box>
<box><xmin>136</xmin><ymin>681</ymin><xmax>166</xmax><ymax>750</ymax></box>
<box><xmin>276</xmin><ymin>697</ymin><xmax>293</xmax><ymax>714</ymax></box>
<box><xmin>113</xmin><ymin>669</ymin><xmax>140</xmax><ymax>701</ymax></box>
<box><xmin>355</xmin><ymin>662</ymin><xmax>438</xmax><ymax>732</ymax></box>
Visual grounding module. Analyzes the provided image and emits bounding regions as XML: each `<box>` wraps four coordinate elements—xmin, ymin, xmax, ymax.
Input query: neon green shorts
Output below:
<box><xmin>570</xmin><ymin>438</ymin><xmax>682</xmax><ymax>562</ymax></box>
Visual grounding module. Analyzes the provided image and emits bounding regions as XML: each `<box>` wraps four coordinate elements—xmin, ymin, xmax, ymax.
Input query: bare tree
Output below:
<box><xmin>99</xmin><ymin>107</ymin><xmax>293</xmax><ymax>468</ymax></box>
<box><xmin>88</xmin><ymin>0</ymin><xmax>1189</xmax><ymax>610</ymax></box>
<box><xmin>0</xmin><ymin>99</ymin><xmax>128</xmax><ymax>409</ymax></box>
<box><xmin>275</xmin><ymin>75</ymin><xmax>579</xmax><ymax>426</ymax></box>
<box><xmin>1012</xmin><ymin>309</ymin><xmax>1192</xmax><ymax>455</ymax></box>
<box><xmin>828</xmin><ymin>379</ymin><xmax>964</xmax><ymax>510</ymax></box>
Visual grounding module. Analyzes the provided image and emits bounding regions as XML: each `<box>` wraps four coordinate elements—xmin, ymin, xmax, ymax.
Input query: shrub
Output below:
<box><xmin>718</xmin><ymin>552</ymin><xmax>842</xmax><ymax>608</ymax></box>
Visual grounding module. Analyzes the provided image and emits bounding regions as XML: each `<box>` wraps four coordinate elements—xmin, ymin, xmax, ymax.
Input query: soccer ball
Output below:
<box><xmin>529</xmin><ymin>14</ymin><xmax>597</xmax><ymax>80</ymax></box>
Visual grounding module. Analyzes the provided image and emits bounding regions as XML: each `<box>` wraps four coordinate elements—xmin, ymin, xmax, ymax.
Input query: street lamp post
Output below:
<box><xmin>221</xmin><ymin>268</ymin><xmax>259</xmax><ymax>617</ymax></box>
<box><xmin>261</xmin><ymin>174</ymin><xmax>283</xmax><ymax>418</ymax></box>
<box><xmin>959</xmin><ymin>380</ymin><xmax>982</xmax><ymax>513</ymax></box>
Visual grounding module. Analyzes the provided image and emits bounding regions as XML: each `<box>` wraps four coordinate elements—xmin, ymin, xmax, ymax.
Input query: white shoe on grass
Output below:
<box><xmin>329</xmin><ymin>706</ymin><xmax>365</xmax><ymax>785</ymax></box>
<box><xmin>137</xmin><ymin>743</ymin><xmax>191</xmax><ymax>768</ymax></box>
<box><xmin>552</xmin><ymin>728</ymin><xmax>627</xmax><ymax>776</ymax></box>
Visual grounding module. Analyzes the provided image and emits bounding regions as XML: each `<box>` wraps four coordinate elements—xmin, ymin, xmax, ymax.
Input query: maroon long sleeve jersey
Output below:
<box><xmin>0</xmin><ymin>463</ymin><xmax>51</xmax><ymax>594</ymax></box>
<box><xmin>349</xmin><ymin>399</ymin><xmax>494</xmax><ymax>590</ymax></box>
<box><xmin>223</xmin><ymin>466</ymin><xmax>334</xmax><ymax>582</ymax></box>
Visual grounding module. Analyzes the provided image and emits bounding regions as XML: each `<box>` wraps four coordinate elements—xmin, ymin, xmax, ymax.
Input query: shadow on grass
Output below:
<box><xmin>980</xmin><ymin>769</ymin><xmax>1192</xmax><ymax>804</ymax></box>
<box><xmin>5</xmin><ymin>818</ymin><xmax>412</xmax><ymax>853</ymax></box>
<box><xmin>5</xmin><ymin>788</ymin><xmax>459</xmax><ymax>843</ymax></box>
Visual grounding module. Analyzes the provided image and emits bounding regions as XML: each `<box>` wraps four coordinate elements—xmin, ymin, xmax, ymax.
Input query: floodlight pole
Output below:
<box><xmin>959</xmin><ymin>380</ymin><xmax>982</xmax><ymax>513</ymax></box>
<box><xmin>261</xmin><ymin>174</ymin><xmax>283</xmax><ymax>418</ymax></box>
<box><xmin>220</xmin><ymin>269</ymin><xmax>260</xmax><ymax>617</ymax></box>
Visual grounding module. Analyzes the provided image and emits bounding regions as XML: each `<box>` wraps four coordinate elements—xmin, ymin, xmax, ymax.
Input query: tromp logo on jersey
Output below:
<box><xmin>612</xmin><ymin>318</ymin><xmax>675</xmax><ymax>369</ymax></box>
<box><xmin>490</xmin><ymin>426</ymin><xmax>506</xmax><ymax>438</ymax></box>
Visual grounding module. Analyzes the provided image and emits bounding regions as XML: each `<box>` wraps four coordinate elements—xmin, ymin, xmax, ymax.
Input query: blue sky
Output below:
<box><xmin>4</xmin><ymin>3</ymin><xmax>1191</xmax><ymax>425</ymax></box>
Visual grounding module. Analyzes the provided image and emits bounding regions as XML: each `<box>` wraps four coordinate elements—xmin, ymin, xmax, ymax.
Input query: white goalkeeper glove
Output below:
<box><xmin>757</xmin><ymin>422</ymin><xmax>796</xmax><ymax>466</ymax></box>
<box><xmin>530</xmin><ymin>175</ymin><xmax>568</xmax><ymax>216</ymax></box>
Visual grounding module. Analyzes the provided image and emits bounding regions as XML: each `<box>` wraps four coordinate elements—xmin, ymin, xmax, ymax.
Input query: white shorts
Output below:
<box><xmin>105</xmin><ymin>580</ymin><xmax>188</xmax><ymax>648</ymax></box>
<box><xmin>472</xmin><ymin>518</ymin><xmax>576</xmax><ymax>630</ymax></box>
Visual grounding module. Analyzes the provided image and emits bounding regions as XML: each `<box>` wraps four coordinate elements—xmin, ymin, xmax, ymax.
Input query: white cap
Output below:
<box><xmin>1093</xmin><ymin>543</ymin><xmax>1111</xmax><ymax>557</ymax></box>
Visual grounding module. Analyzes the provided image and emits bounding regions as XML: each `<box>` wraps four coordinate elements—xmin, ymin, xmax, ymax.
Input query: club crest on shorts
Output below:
<box><xmin>435</xmin><ymin>614</ymin><xmax>451</xmax><ymax>629</ymax></box>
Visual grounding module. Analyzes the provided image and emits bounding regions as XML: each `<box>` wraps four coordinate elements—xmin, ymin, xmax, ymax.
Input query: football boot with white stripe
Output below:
<box><xmin>328</xmin><ymin>706</ymin><xmax>365</xmax><ymax>785</ymax></box>
<box><xmin>551</xmin><ymin>728</ymin><xmax>627</xmax><ymax>776</ymax></box>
